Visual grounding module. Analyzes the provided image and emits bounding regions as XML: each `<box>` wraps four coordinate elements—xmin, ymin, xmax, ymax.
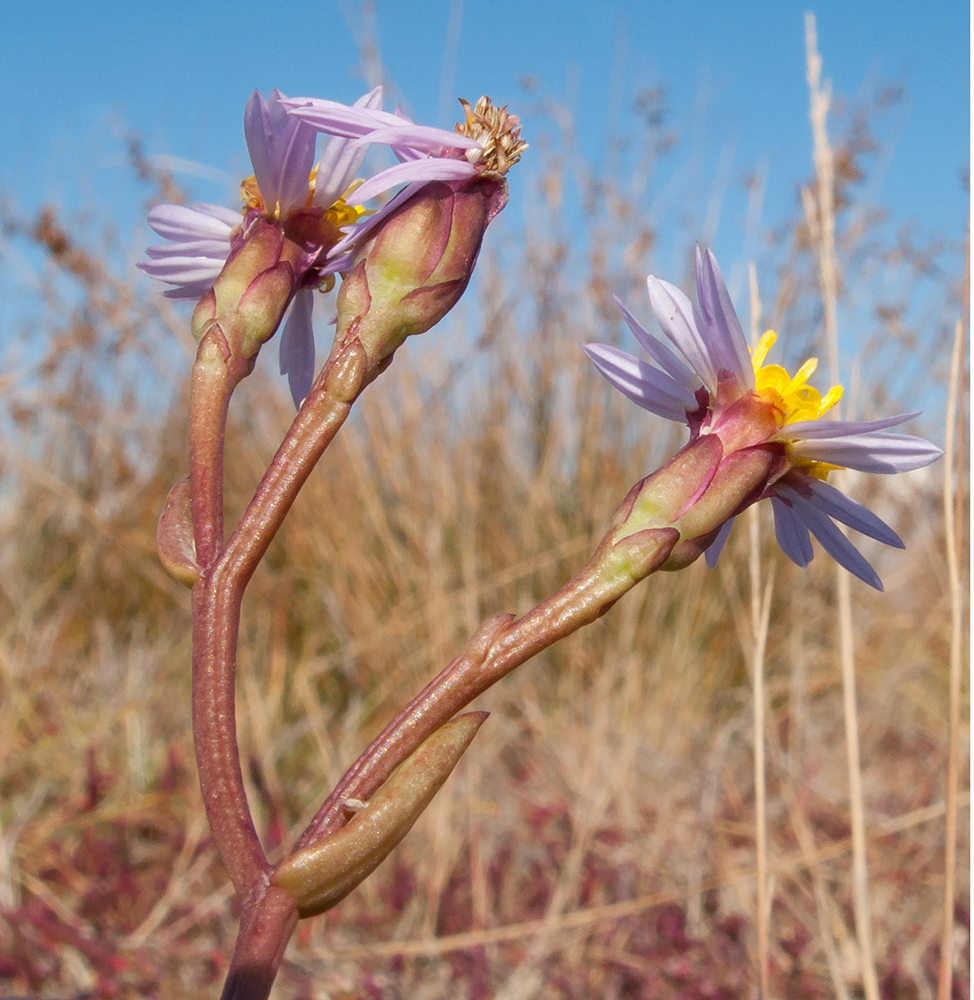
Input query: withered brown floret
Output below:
<box><xmin>456</xmin><ymin>96</ymin><xmax>528</xmax><ymax>176</ymax></box>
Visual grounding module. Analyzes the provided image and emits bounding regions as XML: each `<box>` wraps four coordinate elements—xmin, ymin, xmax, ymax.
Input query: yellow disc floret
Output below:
<box><xmin>751</xmin><ymin>330</ymin><xmax>842</xmax><ymax>424</ymax></box>
<box><xmin>751</xmin><ymin>330</ymin><xmax>844</xmax><ymax>479</ymax></box>
<box><xmin>325</xmin><ymin>178</ymin><xmax>370</xmax><ymax>229</ymax></box>
<box><xmin>240</xmin><ymin>175</ymin><xmax>264</xmax><ymax>213</ymax></box>
<box><xmin>239</xmin><ymin>171</ymin><xmax>368</xmax><ymax>292</ymax></box>
<box><xmin>240</xmin><ymin>170</ymin><xmax>369</xmax><ymax>228</ymax></box>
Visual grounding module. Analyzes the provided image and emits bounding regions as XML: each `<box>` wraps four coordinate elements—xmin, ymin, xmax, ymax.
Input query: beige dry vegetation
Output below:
<box><xmin>0</xmin><ymin>60</ymin><xmax>967</xmax><ymax>1000</ymax></box>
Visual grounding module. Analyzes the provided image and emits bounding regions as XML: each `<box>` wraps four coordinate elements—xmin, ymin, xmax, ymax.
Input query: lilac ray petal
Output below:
<box><xmin>258</xmin><ymin>87</ymin><xmax>316</xmax><ymax>212</ymax></box>
<box><xmin>244</xmin><ymin>90</ymin><xmax>317</xmax><ymax>216</ymax></box>
<box><xmin>782</xmin><ymin>412</ymin><xmax>922</xmax><ymax>439</ymax></box>
<box><xmin>350</xmin><ymin>124</ymin><xmax>481</xmax><ymax>156</ymax></box>
<box><xmin>244</xmin><ymin>91</ymin><xmax>277</xmax><ymax>206</ymax></box>
<box><xmin>582</xmin><ymin>343</ymin><xmax>697</xmax><ymax>422</ymax></box>
<box><xmin>359</xmin><ymin>86</ymin><xmax>385</xmax><ymax>109</ymax></box>
<box><xmin>783</xmin><ymin>477</ymin><xmax>904</xmax><ymax>549</ymax></box>
<box><xmin>319</xmin><ymin>249</ymin><xmax>355</xmax><ymax>274</ymax></box>
<box><xmin>328</xmin><ymin>152</ymin><xmax>481</xmax><ymax>259</ymax></box>
<box><xmin>282</xmin><ymin>98</ymin><xmax>420</xmax><ymax>139</ymax></box>
<box><xmin>276</xmin><ymin>120</ymin><xmax>318</xmax><ymax>215</ymax></box>
<box><xmin>646</xmin><ymin>275</ymin><xmax>719</xmax><ymax>391</ymax></box>
<box><xmin>704</xmin><ymin>517</ymin><xmax>735</xmax><ymax>569</ymax></box>
<box><xmin>314</xmin><ymin>88</ymin><xmax>385</xmax><ymax>209</ymax></box>
<box><xmin>144</xmin><ymin>238</ymin><xmax>231</xmax><ymax>259</ymax></box>
<box><xmin>350</xmin><ymin>157</ymin><xmax>478</xmax><ymax>206</ymax></box>
<box><xmin>785</xmin><ymin>491</ymin><xmax>884</xmax><ymax>590</ymax></box>
<box><xmin>279</xmin><ymin>288</ymin><xmax>316</xmax><ymax>408</ymax></box>
<box><xmin>613</xmin><ymin>295</ymin><xmax>700</xmax><ymax>394</ymax></box>
<box><xmin>138</xmin><ymin>256</ymin><xmax>226</xmax><ymax>284</ymax></box>
<box><xmin>313</xmin><ymin>135</ymin><xmax>363</xmax><ymax>209</ymax></box>
<box><xmin>694</xmin><ymin>246</ymin><xmax>753</xmax><ymax>391</ymax></box>
<box><xmin>191</xmin><ymin>203</ymin><xmax>243</xmax><ymax>226</ymax></box>
<box><xmin>394</xmin><ymin>145</ymin><xmax>425</xmax><ymax>163</ymax></box>
<box><xmin>390</xmin><ymin>105</ymin><xmax>425</xmax><ymax>159</ymax></box>
<box><xmin>770</xmin><ymin>496</ymin><xmax>814</xmax><ymax>567</ymax></box>
<box><xmin>148</xmin><ymin>203</ymin><xmax>235</xmax><ymax>241</ymax></box>
<box><xmin>788</xmin><ymin>431</ymin><xmax>944</xmax><ymax>474</ymax></box>
<box><xmin>285</xmin><ymin>97</ymin><xmax>482</xmax><ymax>152</ymax></box>
<box><xmin>260</xmin><ymin>89</ymin><xmax>308</xmax><ymax>212</ymax></box>
<box><xmin>162</xmin><ymin>280</ymin><xmax>215</xmax><ymax>300</ymax></box>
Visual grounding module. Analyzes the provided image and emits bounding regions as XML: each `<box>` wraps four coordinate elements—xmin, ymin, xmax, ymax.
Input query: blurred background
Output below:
<box><xmin>0</xmin><ymin>1</ymin><xmax>968</xmax><ymax>997</ymax></box>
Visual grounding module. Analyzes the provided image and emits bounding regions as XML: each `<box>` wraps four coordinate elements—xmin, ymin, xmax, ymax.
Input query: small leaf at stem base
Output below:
<box><xmin>273</xmin><ymin>712</ymin><xmax>487</xmax><ymax>918</ymax></box>
<box><xmin>157</xmin><ymin>478</ymin><xmax>198</xmax><ymax>586</ymax></box>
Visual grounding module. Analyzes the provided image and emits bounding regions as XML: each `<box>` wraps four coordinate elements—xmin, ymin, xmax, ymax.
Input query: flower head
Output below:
<box><xmin>453</xmin><ymin>96</ymin><xmax>528</xmax><ymax>175</ymax></box>
<box><xmin>583</xmin><ymin>247</ymin><xmax>943</xmax><ymax>590</ymax></box>
<box><xmin>138</xmin><ymin>88</ymin><xmax>482</xmax><ymax>404</ymax></box>
<box><xmin>321</xmin><ymin>97</ymin><xmax>525</xmax><ymax>365</ymax></box>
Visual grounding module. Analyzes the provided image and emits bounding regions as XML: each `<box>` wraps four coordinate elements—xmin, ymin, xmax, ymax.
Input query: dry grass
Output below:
<box><xmin>0</xmin><ymin>54</ymin><xmax>967</xmax><ymax>1000</ymax></box>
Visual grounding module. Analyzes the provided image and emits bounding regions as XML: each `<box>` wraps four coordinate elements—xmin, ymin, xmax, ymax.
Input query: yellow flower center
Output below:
<box><xmin>240</xmin><ymin>175</ymin><xmax>263</xmax><ymax>212</ymax></box>
<box><xmin>752</xmin><ymin>330</ymin><xmax>842</xmax><ymax>424</ymax></box>
<box><xmin>238</xmin><ymin>170</ymin><xmax>370</xmax><ymax>290</ymax></box>
<box><xmin>239</xmin><ymin>170</ymin><xmax>369</xmax><ymax>229</ymax></box>
<box><xmin>751</xmin><ymin>330</ymin><xmax>844</xmax><ymax>479</ymax></box>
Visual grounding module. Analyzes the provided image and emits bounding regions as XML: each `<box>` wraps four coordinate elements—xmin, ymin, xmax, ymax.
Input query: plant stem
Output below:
<box><xmin>747</xmin><ymin>262</ymin><xmax>771</xmax><ymax>999</ymax></box>
<box><xmin>221</xmin><ymin>337</ymin><xmax>375</xmax><ymax>589</ymax></box>
<box><xmin>219</xmin><ymin>885</ymin><xmax>299</xmax><ymax>1000</ymax></box>
<box><xmin>295</xmin><ymin>528</ymin><xmax>677</xmax><ymax>852</ymax></box>
<box><xmin>190</xmin><ymin>336</ymin><xmax>378</xmax><ymax>893</ymax></box>
<box><xmin>192</xmin><ymin>573</ymin><xmax>269</xmax><ymax>892</ymax></box>
<box><xmin>749</xmin><ymin>506</ymin><xmax>770</xmax><ymax>999</ymax></box>
<box><xmin>805</xmin><ymin>17</ymin><xmax>880</xmax><ymax>996</ymax></box>
<box><xmin>937</xmin><ymin>318</ymin><xmax>965</xmax><ymax>1000</ymax></box>
<box><xmin>189</xmin><ymin>330</ymin><xmax>267</xmax><ymax>892</ymax></box>
<box><xmin>189</xmin><ymin>333</ymin><xmax>245</xmax><ymax>569</ymax></box>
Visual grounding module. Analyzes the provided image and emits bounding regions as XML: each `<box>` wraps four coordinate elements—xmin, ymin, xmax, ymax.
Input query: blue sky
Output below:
<box><xmin>3</xmin><ymin>1</ymin><xmax>966</xmax><ymax>220</ymax></box>
<box><xmin>0</xmin><ymin>0</ymin><xmax>968</xmax><ymax>365</ymax></box>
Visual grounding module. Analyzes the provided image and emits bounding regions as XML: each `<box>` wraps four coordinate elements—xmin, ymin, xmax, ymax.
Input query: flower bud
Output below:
<box><xmin>619</xmin><ymin>435</ymin><xmax>725</xmax><ymax>532</ymax></box>
<box><xmin>272</xmin><ymin>712</ymin><xmax>487</xmax><ymax>918</ymax></box>
<box><xmin>191</xmin><ymin>216</ymin><xmax>312</xmax><ymax>362</ymax></box>
<box><xmin>662</xmin><ymin>446</ymin><xmax>778</xmax><ymax>569</ymax></box>
<box><xmin>334</xmin><ymin>175</ymin><xmax>508</xmax><ymax>364</ymax></box>
<box><xmin>606</xmin><ymin>411</ymin><xmax>786</xmax><ymax>574</ymax></box>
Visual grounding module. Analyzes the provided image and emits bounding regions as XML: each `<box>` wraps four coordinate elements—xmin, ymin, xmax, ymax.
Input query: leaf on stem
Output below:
<box><xmin>272</xmin><ymin>712</ymin><xmax>487</xmax><ymax>917</ymax></box>
<box><xmin>157</xmin><ymin>478</ymin><xmax>199</xmax><ymax>586</ymax></box>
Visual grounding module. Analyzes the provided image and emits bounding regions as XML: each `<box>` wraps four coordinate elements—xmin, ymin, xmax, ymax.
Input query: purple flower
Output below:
<box><xmin>583</xmin><ymin>247</ymin><xmax>943</xmax><ymax>590</ymax></box>
<box><xmin>138</xmin><ymin>88</ymin><xmax>481</xmax><ymax>405</ymax></box>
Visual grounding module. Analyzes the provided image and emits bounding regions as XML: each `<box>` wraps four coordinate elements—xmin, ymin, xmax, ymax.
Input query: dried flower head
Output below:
<box><xmin>455</xmin><ymin>97</ymin><xmax>528</xmax><ymax>175</ymax></box>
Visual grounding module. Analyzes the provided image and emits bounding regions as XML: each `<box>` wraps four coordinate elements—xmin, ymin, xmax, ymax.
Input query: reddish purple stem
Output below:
<box><xmin>189</xmin><ymin>336</ymin><xmax>378</xmax><ymax>995</ymax></box>
<box><xmin>188</xmin><ymin>326</ymin><xmax>674</xmax><ymax>999</ymax></box>
<box><xmin>294</xmin><ymin>528</ymin><xmax>677</xmax><ymax>851</ymax></box>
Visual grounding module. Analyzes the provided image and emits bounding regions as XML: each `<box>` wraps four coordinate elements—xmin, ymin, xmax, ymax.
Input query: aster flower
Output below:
<box><xmin>583</xmin><ymin>247</ymin><xmax>943</xmax><ymax>590</ymax></box>
<box><xmin>138</xmin><ymin>87</ymin><xmax>481</xmax><ymax>404</ymax></box>
<box><xmin>323</xmin><ymin>96</ymin><xmax>527</xmax><ymax>367</ymax></box>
